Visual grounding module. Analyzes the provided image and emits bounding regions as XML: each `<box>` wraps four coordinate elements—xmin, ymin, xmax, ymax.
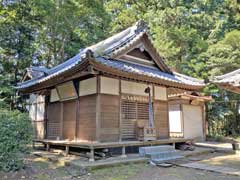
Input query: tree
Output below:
<box><xmin>34</xmin><ymin>0</ymin><xmax>110</xmax><ymax>67</ymax></box>
<box><xmin>206</xmin><ymin>30</ymin><xmax>240</xmax><ymax>77</ymax></box>
<box><xmin>105</xmin><ymin>0</ymin><xmax>239</xmax><ymax>79</ymax></box>
<box><xmin>0</xmin><ymin>0</ymin><xmax>41</xmax><ymax>109</ymax></box>
<box><xmin>0</xmin><ymin>0</ymin><xmax>110</xmax><ymax>108</ymax></box>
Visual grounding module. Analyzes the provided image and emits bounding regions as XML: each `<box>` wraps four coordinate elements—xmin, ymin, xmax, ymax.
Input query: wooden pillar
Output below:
<box><xmin>121</xmin><ymin>146</ymin><xmax>127</xmax><ymax>158</ymax></box>
<box><xmin>32</xmin><ymin>141</ymin><xmax>35</xmax><ymax>149</ymax></box>
<box><xmin>60</xmin><ymin>102</ymin><xmax>64</xmax><ymax>139</ymax></box>
<box><xmin>119</xmin><ymin>79</ymin><xmax>122</xmax><ymax>142</ymax></box>
<box><xmin>172</xmin><ymin>142</ymin><xmax>176</xmax><ymax>149</ymax></box>
<box><xmin>96</xmin><ymin>75</ymin><xmax>101</xmax><ymax>142</ymax></box>
<box><xmin>65</xmin><ymin>146</ymin><xmax>69</xmax><ymax>156</ymax></box>
<box><xmin>44</xmin><ymin>95</ymin><xmax>48</xmax><ymax>139</ymax></box>
<box><xmin>46</xmin><ymin>143</ymin><xmax>50</xmax><ymax>151</ymax></box>
<box><xmin>89</xmin><ymin>147</ymin><xmax>95</xmax><ymax>162</ymax></box>
<box><xmin>75</xmin><ymin>99</ymin><xmax>80</xmax><ymax>140</ymax></box>
<box><xmin>180</xmin><ymin>104</ymin><xmax>184</xmax><ymax>138</ymax></box>
<box><xmin>203</xmin><ymin>102</ymin><xmax>207</xmax><ymax>140</ymax></box>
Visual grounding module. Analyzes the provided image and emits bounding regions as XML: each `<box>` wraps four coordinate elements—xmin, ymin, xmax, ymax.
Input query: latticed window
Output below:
<box><xmin>121</xmin><ymin>100</ymin><xmax>150</xmax><ymax>140</ymax></box>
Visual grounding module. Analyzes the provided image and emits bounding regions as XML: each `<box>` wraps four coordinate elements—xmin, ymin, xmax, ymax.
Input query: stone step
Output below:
<box><xmin>150</xmin><ymin>150</ymin><xmax>178</xmax><ymax>157</ymax></box>
<box><xmin>139</xmin><ymin>145</ymin><xmax>175</xmax><ymax>157</ymax></box>
<box><xmin>149</xmin><ymin>150</ymin><xmax>180</xmax><ymax>160</ymax></box>
<box><xmin>152</xmin><ymin>155</ymin><xmax>183</xmax><ymax>164</ymax></box>
<box><xmin>144</xmin><ymin>150</ymin><xmax>179</xmax><ymax>158</ymax></box>
<box><xmin>139</xmin><ymin>145</ymin><xmax>183</xmax><ymax>163</ymax></box>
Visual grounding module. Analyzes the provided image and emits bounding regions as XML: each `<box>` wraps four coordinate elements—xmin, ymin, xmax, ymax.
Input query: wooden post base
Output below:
<box><xmin>89</xmin><ymin>148</ymin><xmax>95</xmax><ymax>162</ymax></box>
<box><xmin>121</xmin><ymin>146</ymin><xmax>127</xmax><ymax>158</ymax></box>
<box><xmin>46</xmin><ymin>143</ymin><xmax>50</xmax><ymax>151</ymax></box>
<box><xmin>65</xmin><ymin>146</ymin><xmax>69</xmax><ymax>156</ymax></box>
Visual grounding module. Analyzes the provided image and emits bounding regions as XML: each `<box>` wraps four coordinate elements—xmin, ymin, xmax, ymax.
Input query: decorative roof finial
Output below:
<box><xmin>135</xmin><ymin>20</ymin><xmax>148</xmax><ymax>33</ymax></box>
<box><xmin>81</xmin><ymin>49</ymin><xmax>94</xmax><ymax>60</ymax></box>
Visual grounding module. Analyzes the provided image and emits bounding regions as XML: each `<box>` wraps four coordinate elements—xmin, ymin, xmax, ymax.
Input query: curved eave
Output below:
<box><xmin>91</xmin><ymin>60</ymin><xmax>204</xmax><ymax>91</ymax></box>
<box><xmin>17</xmin><ymin>60</ymin><xmax>91</xmax><ymax>93</ymax></box>
<box><xmin>17</xmin><ymin>55</ymin><xmax>205</xmax><ymax>93</ymax></box>
<box><xmin>214</xmin><ymin>82</ymin><xmax>240</xmax><ymax>94</ymax></box>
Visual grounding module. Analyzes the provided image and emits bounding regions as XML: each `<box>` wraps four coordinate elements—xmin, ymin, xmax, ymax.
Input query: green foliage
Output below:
<box><xmin>0</xmin><ymin>109</ymin><xmax>32</xmax><ymax>171</ymax></box>
<box><xmin>33</xmin><ymin>0</ymin><xmax>110</xmax><ymax>67</ymax></box>
<box><xmin>207</xmin><ymin>88</ymin><xmax>240</xmax><ymax>137</ymax></box>
<box><xmin>0</xmin><ymin>0</ymin><xmax>41</xmax><ymax>109</ymax></box>
<box><xmin>206</xmin><ymin>30</ymin><xmax>240</xmax><ymax>77</ymax></box>
<box><xmin>0</xmin><ymin>0</ymin><xmax>111</xmax><ymax>108</ymax></box>
<box><xmin>105</xmin><ymin>0</ymin><xmax>240</xmax><ymax>79</ymax></box>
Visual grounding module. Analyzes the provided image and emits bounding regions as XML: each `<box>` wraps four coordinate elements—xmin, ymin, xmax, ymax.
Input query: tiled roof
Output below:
<box><xmin>16</xmin><ymin>21</ymin><xmax>205</xmax><ymax>90</ymax></box>
<box><xmin>17</xmin><ymin>55</ymin><xmax>204</xmax><ymax>89</ymax></box>
<box><xmin>213</xmin><ymin>69</ymin><xmax>240</xmax><ymax>86</ymax></box>
<box><xmin>94</xmin><ymin>57</ymin><xmax>204</xmax><ymax>87</ymax></box>
<box><xmin>16</xmin><ymin>53</ymin><xmax>83</xmax><ymax>89</ymax></box>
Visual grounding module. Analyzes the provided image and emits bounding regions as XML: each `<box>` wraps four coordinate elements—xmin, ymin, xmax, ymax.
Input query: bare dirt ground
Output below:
<box><xmin>199</xmin><ymin>152</ymin><xmax>240</xmax><ymax>169</ymax></box>
<box><xmin>1</xmin><ymin>152</ymin><xmax>240</xmax><ymax>180</ymax></box>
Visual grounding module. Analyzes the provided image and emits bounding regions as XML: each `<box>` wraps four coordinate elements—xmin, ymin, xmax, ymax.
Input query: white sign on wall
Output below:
<box><xmin>100</xmin><ymin>77</ymin><xmax>119</xmax><ymax>95</ymax></box>
<box><xmin>121</xmin><ymin>80</ymin><xmax>152</xmax><ymax>96</ymax></box>
<box><xmin>169</xmin><ymin>104</ymin><xmax>182</xmax><ymax>133</ymax></box>
<box><xmin>79</xmin><ymin>77</ymin><xmax>97</xmax><ymax>96</ymax></box>
<box><xmin>154</xmin><ymin>86</ymin><xmax>167</xmax><ymax>100</ymax></box>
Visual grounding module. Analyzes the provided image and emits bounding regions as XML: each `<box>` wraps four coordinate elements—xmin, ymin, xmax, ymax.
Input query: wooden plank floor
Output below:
<box><xmin>34</xmin><ymin>138</ymin><xmax>192</xmax><ymax>150</ymax></box>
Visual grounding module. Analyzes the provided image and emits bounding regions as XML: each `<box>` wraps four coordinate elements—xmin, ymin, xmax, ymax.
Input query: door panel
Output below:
<box><xmin>183</xmin><ymin>105</ymin><xmax>203</xmax><ymax>140</ymax></box>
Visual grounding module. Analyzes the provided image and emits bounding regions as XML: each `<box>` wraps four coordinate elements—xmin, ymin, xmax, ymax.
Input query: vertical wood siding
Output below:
<box><xmin>154</xmin><ymin>100</ymin><xmax>169</xmax><ymax>138</ymax></box>
<box><xmin>77</xmin><ymin>95</ymin><xmax>97</xmax><ymax>141</ymax></box>
<box><xmin>62</xmin><ymin>100</ymin><xmax>77</xmax><ymax>140</ymax></box>
<box><xmin>99</xmin><ymin>94</ymin><xmax>120</xmax><ymax>142</ymax></box>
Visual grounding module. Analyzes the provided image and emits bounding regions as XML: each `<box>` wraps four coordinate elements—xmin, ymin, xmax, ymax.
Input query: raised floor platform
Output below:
<box><xmin>34</xmin><ymin>138</ymin><xmax>192</xmax><ymax>162</ymax></box>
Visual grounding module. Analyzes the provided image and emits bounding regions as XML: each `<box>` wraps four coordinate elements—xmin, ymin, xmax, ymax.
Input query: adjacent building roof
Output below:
<box><xmin>168</xmin><ymin>92</ymin><xmax>212</xmax><ymax>101</ymax></box>
<box><xmin>16</xmin><ymin>21</ymin><xmax>205</xmax><ymax>92</ymax></box>
<box><xmin>212</xmin><ymin>69</ymin><xmax>240</xmax><ymax>93</ymax></box>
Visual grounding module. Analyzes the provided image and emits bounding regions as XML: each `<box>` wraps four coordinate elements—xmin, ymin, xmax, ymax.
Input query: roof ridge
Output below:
<box><xmin>28</xmin><ymin>66</ymin><xmax>49</xmax><ymax>74</ymax></box>
<box><xmin>89</xmin><ymin>20</ymin><xmax>148</xmax><ymax>57</ymax></box>
<box><xmin>215</xmin><ymin>68</ymin><xmax>240</xmax><ymax>80</ymax></box>
<box><xmin>173</xmin><ymin>71</ymin><xmax>204</xmax><ymax>83</ymax></box>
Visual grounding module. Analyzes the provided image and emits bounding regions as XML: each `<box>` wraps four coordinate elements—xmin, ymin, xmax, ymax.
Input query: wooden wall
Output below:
<box><xmin>168</xmin><ymin>99</ymin><xmax>205</xmax><ymax>140</ymax></box>
<box><xmin>154</xmin><ymin>100</ymin><xmax>169</xmax><ymax>139</ymax></box>
<box><xmin>46</xmin><ymin>95</ymin><xmax>97</xmax><ymax>141</ymax></box>
<box><xmin>43</xmin><ymin>76</ymin><xmax>172</xmax><ymax>142</ymax></box>
<box><xmin>98</xmin><ymin>94</ymin><xmax>120</xmax><ymax>142</ymax></box>
<box><xmin>63</xmin><ymin>100</ymin><xmax>77</xmax><ymax>140</ymax></box>
<box><xmin>29</xmin><ymin>94</ymin><xmax>46</xmax><ymax>140</ymax></box>
<box><xmin>47</xmin><ymin>102</ymin><xmax>62</xmax><ymax>139</ymax></box>
<box><xmin>32</xmin><ymin>121</ymin><xmax>45</xmax><ymax>139</ymax></box>
<box><xmin>77</xmin><ymin>94</ymin><xmax>97</xmax><ymax>141</ymax></box>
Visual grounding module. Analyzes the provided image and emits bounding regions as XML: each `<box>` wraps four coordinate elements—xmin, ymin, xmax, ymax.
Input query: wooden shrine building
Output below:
<box><xmin>213</xmin><ymin>69</ymin><xmax>240</xmax><ymax>93</ymax></box>
<box><xmin>17</xmin><ymin>21</ymin><xmax>207</xmax><ymax>159</ymax></box>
